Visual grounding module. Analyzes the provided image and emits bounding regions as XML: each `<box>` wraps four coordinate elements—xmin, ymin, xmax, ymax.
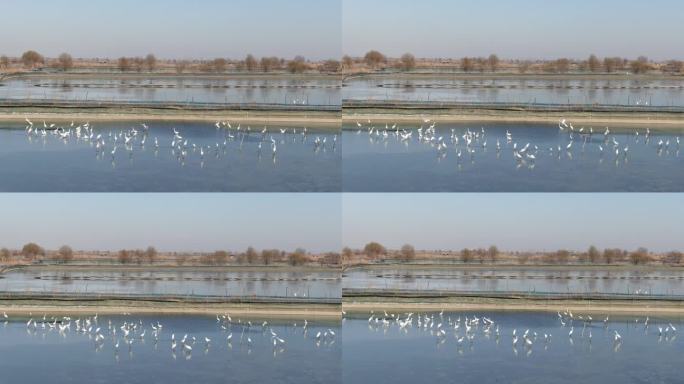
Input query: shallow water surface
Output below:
<box><xmin>343</xmin><ymin>311</ymin><xmax>683</xmax><ymax>384</ymax></box>
<box><xmin>0</xmin><ymin>314</ymin><xmax>340</xmax><ymax>384</ymax></box>
<box><xmin>0</xmin><ymin>121</ymin><xmax>340</xmax><ymax>192</ymax></box>
<box><xmin>1</xmin><ymin>76</ymin><xmax>341</xmax><ymax>106</ymax></box>
<box><xmin>342</xmin><ymin>122</ymin><xmax>684</xmax><ymax>191</ymax></box>
<box><xmin>344</xmin><ymin>76</ymin><xmax>684</xmax><ymax>106</ymax></box>
<box><xmin>343</xmin><ymin>268</ymin><xmax>684</xmax><ymax>296</ymax></box>
<box><xmin>0</xmin><ymin>268</ymin><xmax>341</xmax><ymax>299</ymax></box>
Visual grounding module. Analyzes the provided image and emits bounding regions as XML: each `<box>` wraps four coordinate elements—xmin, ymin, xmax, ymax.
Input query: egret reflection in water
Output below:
<box><xmin>344</xmin><ymin>310</ymin><xmax>683</xmax><ymax>384</ymax></box>
<box><xmin>0</xmin><ymin>119</ymin><xmax>340</xmax><ymax>191</ymax></box>
<box><xmin>0</xmin><ymin>312</ymin><xmax>340</xmax><ymax>384</ymax></box>
<box><xmin>342</xmin><ymin>119</ymin><xmax>684</xmax><ymax>192</ymax></box>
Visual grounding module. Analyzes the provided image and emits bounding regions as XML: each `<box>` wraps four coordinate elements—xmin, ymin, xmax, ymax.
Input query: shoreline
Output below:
<box><xmin>0</xmin><ymin>300</ymin><xmax>341</xmax><ymax>320</ymax></box>
<box><xmin>343</xmin><ymin>109</ymin><xmax>684</xmax><ymax>127</ymax></box>
<box><xmin>0</xmin><ymin>109</ymin><xmax>340</xmax><ymax>127</ymax></box>
<box><xmin>344</xmin><ymin>72</ymin><xmax>684</xmax><ymax>81</ymax></box>
<box><xmin>3</xmin><ymin>264</ymin><xmax>340</xmax><ymax>273</ymax></box>
<box><xmin>342</xmin><ymin>263</ymin><xmax>684</xmax><ymax>272</ymax></box>
<box><xmin>343</xmin><ymin>298</ymin><xmax>684</xmax><ymax>316</ymax></box>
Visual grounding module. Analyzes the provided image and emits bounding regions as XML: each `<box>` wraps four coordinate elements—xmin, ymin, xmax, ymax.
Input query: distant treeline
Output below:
<box><xmin>0</xmin><ymin>243</ymin><xmax>341</xmax><ymax>267</ymax></box>
<box><xmin>341</xmin><ymin>50</ymin><xmax>684</xmax><ymax>75</ymax></box>
<box><xmin>0</xmin><ymin>50</ymin><xmax>341</xmax><ymax>74</ymax></box>
<box><xmin>343</xmin><ymin>242</ymin><xmax>683</xmax><ymax>266</ymax></box>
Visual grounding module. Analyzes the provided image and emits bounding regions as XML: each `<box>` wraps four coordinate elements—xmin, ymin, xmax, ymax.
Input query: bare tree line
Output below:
<box><xmin>341</xmin><ymin>50</ymin><xmax>684</xmax><ymax>75</ymax></box>
<box><xmin>0</xmin><ymin>243</ymin><xmax>340</xmax><ymax>267</ymax></box>
<box><xmin>343</xmin><ymin>242</ymin><xmax>683</xmax><ymax>266</ymax></box>
<box><xmin>0</xmin><ymin>50</ymin><xmax>342</xmax><ymax>74</ymax></box>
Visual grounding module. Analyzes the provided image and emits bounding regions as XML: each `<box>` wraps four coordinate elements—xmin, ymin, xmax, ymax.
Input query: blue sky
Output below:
<box><xmin>0</xmin><ymin>194</ymin><xmax>342</xmax><ymax>252</ymax></box>
<box><xmin>4</xmin><ymin>1</ymin><xmax>681</xmax><ymax>60</ymax></box>
<box><xmin>343</xmin><ymin>0</ymin><xmax>684</xmax><ymax>60</ymax></box>
<box><xmin>343</xmin><ymin>194</ymin><xmax>684</xmax><ymax>252</ymax></box>
<box><xmin>0</xmin><ymin>0</ymin><xmax>341</xmax><ymax>59</ymax></box>
<box><xmin>1</xmin><ymin>194</ymin><xmax>680</xmax><ymax>253</ymax></box>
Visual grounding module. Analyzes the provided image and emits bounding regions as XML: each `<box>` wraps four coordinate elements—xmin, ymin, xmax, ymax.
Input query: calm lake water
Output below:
<box><xmin>344</xmin><ymin>311</ymin><xmax>683</xmax><ymax>384</ymax></box>
<box><xmin>344</xmin><ymin>76</ymin><xmax>684</xmax><ymax>106</ymax></box>
<box><xmin>343</xmin><ymin>268</ymin><xmax>684</xmax><ymax>296</ymax></box>
<box><xmin>0</xmin><ymin>121</ymin><xmax>340</xmax><ymax>192</ymax></box>
<box><xmin>0</xmin><ymin>269</ymin><xmax>341</xmax><ymax>299</ymax></box>
<box><xmin>0</xmin><ymin>314</ymin><xmax>340</xmax><ymax>384</ymax></box>
<box><xmin>342</xmin><ymin>122</ymin><xmax>684</xmax><ymax>192</ymax></box>
<box><xmin>1</xmin><ymin>76</ymin><xmax>341</xmax><ymax>106</ymax></box>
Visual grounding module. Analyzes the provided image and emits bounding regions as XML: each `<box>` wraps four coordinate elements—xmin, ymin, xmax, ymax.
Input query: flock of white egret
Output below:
<box><xmin>352</xmin><ymin>118</ymin><xmax>682</xmax><ymax>169</ymax></box>
<box><xmin>2</xmin><ymin>311</ymin><xmax>336</xmax><ymax>361</ymax></box>
<box><xmin>20</xmin><ymin>118</ymin><xmax>337</xmax><ymax>168</ymax></box>
<box><xmin>353</xmin><ymin>309</ymin><xmax>679</xmax><ymax>356</ymax></box>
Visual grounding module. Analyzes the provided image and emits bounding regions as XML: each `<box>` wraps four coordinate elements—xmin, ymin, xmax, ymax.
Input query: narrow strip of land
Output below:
<box><xmin>343</xmin><ymin>107</ymin><xmax>684</xmax><ymax>127</ymax></box>
<box><xmin>343</xmin><ymin>294</ymin><xmax>684</xmax><ymax>315</ymax></box>
<box><xmin>0</xmin><ymin>297</ymin><xmax>341</xmax><ymax>319</ymax></box>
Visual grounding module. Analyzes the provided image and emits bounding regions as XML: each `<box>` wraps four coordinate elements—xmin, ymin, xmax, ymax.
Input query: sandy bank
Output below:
<box><xmin>343</xmin><ymin>109</ymin><xmax>684</xmax><ymax>128</ymax></box>
<box><xmin>343</xmin><ymin>264</ymin><xmax>684</xmax><ymax>272</ymax></box>
<box><xmin>0</xmin><ymin>300</ymin><xmax>341</xmax><ymax>320</ymax></box>
<box><xmin>343</xmin><ymin>298</ymin><xmax>684</xmax><ymax>316</ymax></box>
<box><xmin>6</xmin><ymin>264</ymin><xmax>340</xmax><ymax>274</ymax></box>
<box><xmin>0</xmin><ymin>109</ymin><xmax>340</xmax><ymax>128</ymax></box>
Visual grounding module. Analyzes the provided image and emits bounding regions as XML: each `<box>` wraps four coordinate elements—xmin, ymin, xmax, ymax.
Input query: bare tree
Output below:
<box><xmin>587</xmin><ymin>245</ymin><xmax>600</xmax><ymax>263</ymax></box>
<box><xmin>288</xmin><ymin>248</ymin><xmax>308</xmax><ymax>266</ymax></box>
<box><xmin>132</xmin><ymin>57</ymin><xmax>145</xmax><ymax>72</ymax></box>
<box><xmin>461</xmin><ymin>248</ymin><xmax>473</xmax><ymax>263</ymax></box>
<box><xmin>341</xmin><ymin>55</ymin><xmax>353</xmax><ymax>70</ymax></box>
<box><xmin>245</xmin><ymin>246</ymin><xmax>258</xmax><ymax>264</ymax></box>
<box><xmin>22</xmin><ymin>242</ymin><xmax>45</xmax><ymax>260</ymax></box>
<box><xmin>0</xmin><ymin>55</ymin><xmax>8</xmax><ymax>69</ymax></box>
<box><xmin>363</xmin><ymin>242</ymin><xmax>386</xmax><ymax>259</ymax></box>
<box><xmin>342</xmin><ymin>246</ymin><xmax>354</xmax><ymax>261</ymax></box>
<box><xmin>630</xmin><ymin>56</ymin><xmax>650</xmax><ymax>74</ymax></box>
<box><xmin>175</xmin><ymin>60</ymin><xmax>189</xmax><ymax>74</ymax></box>
<box><xmin>286</xmin><ymin>56</ymin><xmax>308</xmax><ymax>74</ymax></box>
<box><xmin>212</xmin><ymin>250</ymin><xmax>229</xmax><ymax>265</ymax></box>
<box><xmin>117</xmin><ymin>249</ymin><xmax>132</xmax><ymax>264</ymax></box>
<box><xmin>245</xmin><ymin>54</ymin><xmax>258</xmax><ymax>72</ymax></box>
<box><xmin>55</xmin><ymin>245</ymin><xmax>74</xmax><ymax>263</ymax></box>
<box><xmin>487</xmin><ymin>245</ymin><xmax>499</xmax><ymax>263</ymax></box>
<box><xmin>629</xmin><ymin>247</ymin><xmax>650</xmax><ymax>265</ymax></box>
<box><xmin>261</xmin><ymin>249</ymin><xmax>280</xmax><ymax>265</ymax></box>
<box><xmin>212</xmin><ymin>58</ymin><xmax>227</xmax><ymax>73</ymax></box>
<box><xmin>144</xmin><ymin>54</ymin><xmax>157</xmax><ymax>71</ymax></box>
<box><xmin>260</xmin><ymin>57</ymin><xmax>280</xmax><ymax>72</ymax></box>
<box><xmin>21</xmin><ymin>50</ymin><xmax>44</xmax><ymax>68</ymax></box>
<box><xmin>57</xmin><ymin>53</ymin><xmax>74</xmax><ymax>71</ymax></box>
<box><xmin>399</xmin><ymin>244</ymin><xmax>416</xmax><ymax>261</ymax></box>
<box><xmin>475</xmin><ymin>57</ymin><xmax>487</xmax><ymax>73</ymax></box>
<box><xmin>487</xmin><ymin>54</ymin><xmax>500</xmax><ymax>72</ymax></box>
<box><xmin>587</xmin><ymin>54</ymin><xmax>601</xmax><ymax>72</ymax></box>
<box><xmin>145</xmin><ymin>246</ymin><xmax>157</xmax><ymax>264</ymax></box>
<box><xmin>461</xmin><ymin>57</ymin><xmax>475</xmax><ymax>72</ymax></box>
<box><xmin>364</xmin><ymin>50</ymin><xmax>386</xmax><ymax>68</ymax></box>
<box><xmin>0</xmin><ymin>247</ymin><xmax>12</xmax><ymax>262</ymax></box>
<box><xmin>118</xmin><ymin>57</ymin><xmax>131</xmax><ymax>72</ymax></box>
<box><xmin>555</xmin><ymin>58</ymin><xmax>570</xmax><ymax>73</ymax></box>
<box><xmin>518</xmin><ymin>60</ymin><xmax>531</xmax><ymax>74</ymax></box>
<box><xmin>400</xmin><ymin>53</ymin><xmax>416</xmax><ymax>71</ymax></box>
